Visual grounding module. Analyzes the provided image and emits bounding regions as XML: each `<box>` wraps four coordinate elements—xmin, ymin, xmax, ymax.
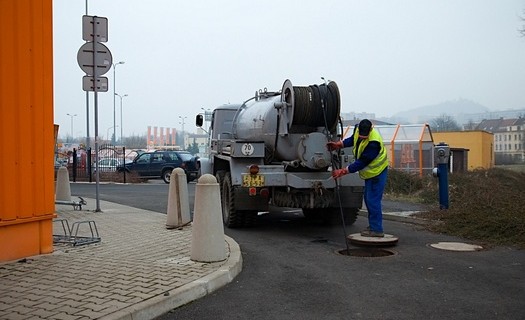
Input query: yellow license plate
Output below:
<box><xmin>242</xmin><ymin>174</ymin><xmax>265</xmax><ymax>187</ymax></box>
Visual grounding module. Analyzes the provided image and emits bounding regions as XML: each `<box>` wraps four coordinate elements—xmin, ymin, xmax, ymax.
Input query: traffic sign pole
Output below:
<box><xmin>93</xmin><ymin>15</ymin><xmax>101</xmax><ymax>212</ymax></box>
<box><xmin>77</xmin><ymin>14</ymin><xmax>112</xmax><ymax>212</ymax></box>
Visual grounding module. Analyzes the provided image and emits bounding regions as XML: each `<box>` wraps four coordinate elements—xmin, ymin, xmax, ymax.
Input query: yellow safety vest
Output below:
<box><xmin>353</xmin><ymin>128</ymin><xmax>388</xmax><ymax>179</ymax></box>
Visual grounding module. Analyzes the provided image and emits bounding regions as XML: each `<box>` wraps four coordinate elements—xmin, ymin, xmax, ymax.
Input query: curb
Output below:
<box><xmin>359</xmin><ymin>210</ymin><xmax>431</xmax><ymax>226</ymax></box>
<box><xmin>99</xmin><ymin>236</ymin><xmax>242</xmax><ymax>320</ymax></box>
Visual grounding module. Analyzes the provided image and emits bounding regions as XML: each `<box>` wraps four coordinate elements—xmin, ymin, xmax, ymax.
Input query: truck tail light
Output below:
<box><xmin>249</xmin><ymin>164</ymin><xmax>259</xmax><ymax>175</ymax></box>
<box><xmin>260</xmin><ymin>188</ymin><xmax>269</xmax><ymax>197</ymax></box>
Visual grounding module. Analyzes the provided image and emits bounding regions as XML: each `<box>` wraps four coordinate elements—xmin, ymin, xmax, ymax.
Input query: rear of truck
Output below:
<box><xmin>198</xmin><ymin>80</ymin><xmax>364</xmax><ymax>228</ymax></box>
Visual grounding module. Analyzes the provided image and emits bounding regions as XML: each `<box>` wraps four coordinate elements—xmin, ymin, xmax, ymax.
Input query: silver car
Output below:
<box><xmin>93</xmin><ymin>158</ymin><xmax>122</xmax><ymax>173</ymax></box>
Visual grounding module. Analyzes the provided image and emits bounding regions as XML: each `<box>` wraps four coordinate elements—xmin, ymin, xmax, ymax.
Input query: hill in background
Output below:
<box><xmin>375</xmin><ymin>99</ymin><xmax>525</xmax><ymax>127</ymax></box>
<box><xmin>383</xmin><ymin>99</ymin><xmax>491</xmax><ymax>124</ymax></box>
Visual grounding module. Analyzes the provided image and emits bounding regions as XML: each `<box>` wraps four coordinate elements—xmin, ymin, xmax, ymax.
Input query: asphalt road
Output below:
<box><xmin>71</xmin><ymin>182</ymin><xmax>525</xmax><ymax>320</ymax></box>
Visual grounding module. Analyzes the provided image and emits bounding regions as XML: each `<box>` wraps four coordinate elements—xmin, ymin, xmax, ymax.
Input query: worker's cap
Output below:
<box><xmin>358</xmin><ymin>119</ymin><xmax>372</xmax><ymax>137</ymax></box>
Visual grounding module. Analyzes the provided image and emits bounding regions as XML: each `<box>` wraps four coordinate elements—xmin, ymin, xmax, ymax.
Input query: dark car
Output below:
<box><xmin>118</xmin><ymin>150</ymin><xmax>200</xmax><ymax>183</ymax></box>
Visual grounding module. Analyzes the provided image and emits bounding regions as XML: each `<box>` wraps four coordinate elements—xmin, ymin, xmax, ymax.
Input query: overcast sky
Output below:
<box><xmin>53</xmin><ymin>0</ymin><xmax>525</xmax><ymax>139</ymax></box>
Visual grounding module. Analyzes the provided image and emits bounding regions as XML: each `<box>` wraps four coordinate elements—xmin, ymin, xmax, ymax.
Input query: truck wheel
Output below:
<box><xmin>162</xmin><ymin>169</ymin><xmax>172</xmax><ymax>184</ymax></box>
<box><xmin>215</xmin><ymin>170</ymin><xmax>226</xmax><ymax>195</ymax></box>
<box><xmin>222</xmin><ymin>173</ymin><xmax>243</xmax><ymax>228</ymax></box>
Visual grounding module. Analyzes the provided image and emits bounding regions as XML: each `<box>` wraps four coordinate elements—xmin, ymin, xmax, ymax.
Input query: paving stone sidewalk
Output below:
<box><xmin>0</xmin><ymin>199</ymin><xmax>242</xmax><ymax>320</ymax></box>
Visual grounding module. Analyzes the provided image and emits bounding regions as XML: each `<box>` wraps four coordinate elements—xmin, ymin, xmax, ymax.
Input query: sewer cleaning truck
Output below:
<box><xmin>196</xmin><ymin>79</ymin><xmax>364</xmax><ymax>228</ymax></box>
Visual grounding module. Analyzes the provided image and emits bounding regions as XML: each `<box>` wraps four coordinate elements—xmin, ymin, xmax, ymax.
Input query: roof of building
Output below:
<box><xmin>475</xmin><ymin>118</ymin><xmax>522</xmax><ymax>132</ymax></box>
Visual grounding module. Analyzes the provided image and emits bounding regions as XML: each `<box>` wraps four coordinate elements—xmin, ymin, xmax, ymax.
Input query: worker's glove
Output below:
<box><xmin>326</xmin><ymin>140</ymin><xmax>344</xmax><ymax>151</ymax></box>
<box><xmin>332</xmin><ymin>168</ymin><xmax>349</xmax><ymax>179</ymax></box>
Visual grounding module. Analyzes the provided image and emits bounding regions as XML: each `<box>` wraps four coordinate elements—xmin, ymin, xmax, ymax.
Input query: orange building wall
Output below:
<box><xmin>0</xmin><ymin>0</ymin><xmax>55</xmax><ymax>262</ymax></box>
<box><xmin>433</xmin><ymin>131</ymin><xmax>494</xmax><ymax>170</ymax></box>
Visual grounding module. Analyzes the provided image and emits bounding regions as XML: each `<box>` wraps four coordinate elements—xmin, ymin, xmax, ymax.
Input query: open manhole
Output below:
<box><xmin>338</xmin><ymin>248</ymin><xmax>396</xmax><ymax>257</ymax></box>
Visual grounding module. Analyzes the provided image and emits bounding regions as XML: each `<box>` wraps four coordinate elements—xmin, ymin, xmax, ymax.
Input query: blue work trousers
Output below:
<box><xmin>364</xmin><ymin>167</ymin><xmax>388</xmax><ymax>232</ymax></box>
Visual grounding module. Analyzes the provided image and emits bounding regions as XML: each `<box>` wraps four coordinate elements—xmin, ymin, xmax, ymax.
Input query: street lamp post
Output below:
<box><xmin>67</xmin><ymin>113</ymin><xmax>77</xmax><ymax>142</ymax></box>
<box><xmin>112</xmin><ymin>61</ymin><xmax>125</xmax><ymax>145</ymax></box>
<box><xmin>115</xmin><ymin>93</ymin><xmax>128</xmax><ymax>144</ymax></box>
<box><xmin>200</xmin><ymin>108</ymin><xmax>211</xmax><ymax>154</ymax></box>
<box><xmin>179</xmin><ymin>116</ymin><xmax>187</xmax><ymax>148</ymax></box>
<box><xmin>200</xmin><ymin>107</ymin><xmax>212</xmax><ymax>130</ymax></box>
<box><xmin>106</xmin><ymin>125</ymin><xmax>119</xmax><ymax>142</ymax></box>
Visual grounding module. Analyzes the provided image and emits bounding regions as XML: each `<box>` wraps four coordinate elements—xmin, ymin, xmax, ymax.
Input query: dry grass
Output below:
<box><xmin>386</xmin><ymin>168</ymin><xmax>525</xmax><ymax>249</ymax></box>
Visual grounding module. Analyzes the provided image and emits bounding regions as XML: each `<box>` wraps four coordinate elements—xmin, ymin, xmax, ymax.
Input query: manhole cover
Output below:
<box><xmin>338</xmin><ymin>248</ymin><xmax>396</xmax><ymax>257</ymax></box>
<box><xmin>347</xmin><ymin>233</ymin><xmax>399</xmax><ymax>247</ymax></box>
<box><xmin>429</xmin><ymin>242</ymin><xmax>483</xmax><ymax>252</ymax></box>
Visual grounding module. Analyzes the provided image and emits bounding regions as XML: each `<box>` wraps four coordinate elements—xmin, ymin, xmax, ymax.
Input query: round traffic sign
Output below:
<box><xmin>77</xmin><ymin>41</ymin><xmax>113</xmax><ymax>76</ymax></box>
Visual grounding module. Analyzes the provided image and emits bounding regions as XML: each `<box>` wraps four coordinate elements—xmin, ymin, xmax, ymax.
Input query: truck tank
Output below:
<box><xmin>232</xmin><ymin>79</ymin><xmax>341</xmax><ymax>170</ymax></box>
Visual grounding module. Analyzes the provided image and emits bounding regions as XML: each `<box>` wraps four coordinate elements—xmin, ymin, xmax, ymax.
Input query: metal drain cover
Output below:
<box><xmin>347</xmin><ymin>233</ymin><xmax>399</xmax><ymax>247</ymax></box>
<box><xmin>430</xmin><ymin>242</ymin><xmax>483</xmax><ymax>251</ymax></box>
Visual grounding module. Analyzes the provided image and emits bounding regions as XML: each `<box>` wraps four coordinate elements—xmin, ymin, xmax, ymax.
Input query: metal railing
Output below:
<box><xmin>58</xmin><ymin>144</ymin><xmax>128</xmax><ymax>182</ymax></box>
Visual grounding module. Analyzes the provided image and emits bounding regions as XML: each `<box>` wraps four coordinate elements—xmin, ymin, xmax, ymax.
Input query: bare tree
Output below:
<box><xmin>463</xmin><ymin>119</ymin><xmax>478</xmax><ymax>130</ymax></box>
<box><xmin>123</xmin><ymin>134</ymin><xmax>147</xmax><ymax>148</ymax></box>
<box><xmin>430</xmin><ymin>114</ymin><xmax>461</xmax><ymax>132</ymax></box>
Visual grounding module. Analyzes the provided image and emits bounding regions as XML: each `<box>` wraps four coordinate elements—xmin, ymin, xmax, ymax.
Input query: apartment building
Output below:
<box><xmin>476</xmin><ymin>117</ymin><xmax>525</xmax><ymax>164</ymax></box>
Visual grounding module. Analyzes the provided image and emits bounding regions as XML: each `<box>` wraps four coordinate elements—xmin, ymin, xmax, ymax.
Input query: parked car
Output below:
<box><xmin>92</xmin><ymin>158</ymin><xmax>122</xmax><ymax>173</ymax></box>
<box><xmin>117</xmin><ymin>150</ymin><xmax>200</xmax><ymax>183</ymax></box>
<box><xmin>54</xmin><ymin>158</ymin><xmax>68</xmax><ymax>169</ymax></box>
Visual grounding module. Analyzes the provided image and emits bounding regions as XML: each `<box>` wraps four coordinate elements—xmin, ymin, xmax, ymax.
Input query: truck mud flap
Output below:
<box><xmin>233</xmin><ymin>186</ymin><xmax>269</xmax><ymax>212</ymax></box>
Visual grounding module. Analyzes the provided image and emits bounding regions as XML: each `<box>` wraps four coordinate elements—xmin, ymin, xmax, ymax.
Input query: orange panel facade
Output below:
<box><xmin>0</xmin><ymin>0</ymin><xmax>55</xmax><ymax>262</ymax></box>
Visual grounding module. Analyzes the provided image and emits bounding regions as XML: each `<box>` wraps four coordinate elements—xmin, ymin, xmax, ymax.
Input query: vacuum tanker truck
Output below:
<box><xmin>196</xmin><ymin>79</ymin><xmax>364</xmax><ymax>228</ymax></box>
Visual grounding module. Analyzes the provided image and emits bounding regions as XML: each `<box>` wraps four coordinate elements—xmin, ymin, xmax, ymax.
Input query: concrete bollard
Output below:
<box><xmin>190</xmin><ymin>174</ymin><xmax>227</xmax><ymax>262</ymax></box>
<box><xmin>166</xmin><ymin>168</ymin><xmax>191</xmax><ymax>229</ymax></box>
<box><xmin>55</xmin><ymin>166</ymin><xmax>71</xmax><ymax>201</ymax></box>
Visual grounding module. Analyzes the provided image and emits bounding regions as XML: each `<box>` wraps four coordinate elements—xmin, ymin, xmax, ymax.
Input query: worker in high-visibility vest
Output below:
<box><xmin>327</xmin><ymin>119</ymin><xmax>389</xmax><ymax>237</ymax></box>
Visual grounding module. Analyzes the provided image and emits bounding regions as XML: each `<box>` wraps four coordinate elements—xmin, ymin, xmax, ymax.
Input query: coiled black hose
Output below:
<box><xmin>292</xmin><ymin>81</ymin><xmax>340</xmax><ymax>132</ymax></box>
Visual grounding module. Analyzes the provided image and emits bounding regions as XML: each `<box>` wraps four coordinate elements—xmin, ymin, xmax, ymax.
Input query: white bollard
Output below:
<box><xmin>190</xmin><ymin>174</ymin><xmax>227</xmax><ymax>262</ymax></box>
<box><xmin>166</xmin><ymin>168</ymin><xmax>191</xmax><ymax>229</ymax></box>
<box><xmin>55</xmin><ymin>166</ymin><xmax>71</xmax><ymax>201</ymax></box>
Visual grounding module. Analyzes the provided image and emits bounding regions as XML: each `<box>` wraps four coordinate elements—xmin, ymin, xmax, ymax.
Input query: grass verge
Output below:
<box><xmin>386</xmin><ymin>168</ymin><xmax>525</xmax><ymax>249</ymax></box>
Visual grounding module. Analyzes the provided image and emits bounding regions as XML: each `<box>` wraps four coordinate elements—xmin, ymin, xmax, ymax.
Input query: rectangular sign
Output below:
<box><xmin>82</xmin><ymin>15</ymin><xmax>108</xmax><ymax>42</ymax></box>
<box><xmin>82</xmin><ymin>76</ymin><xmax>108</xmax><ymax>92</ymax></box>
